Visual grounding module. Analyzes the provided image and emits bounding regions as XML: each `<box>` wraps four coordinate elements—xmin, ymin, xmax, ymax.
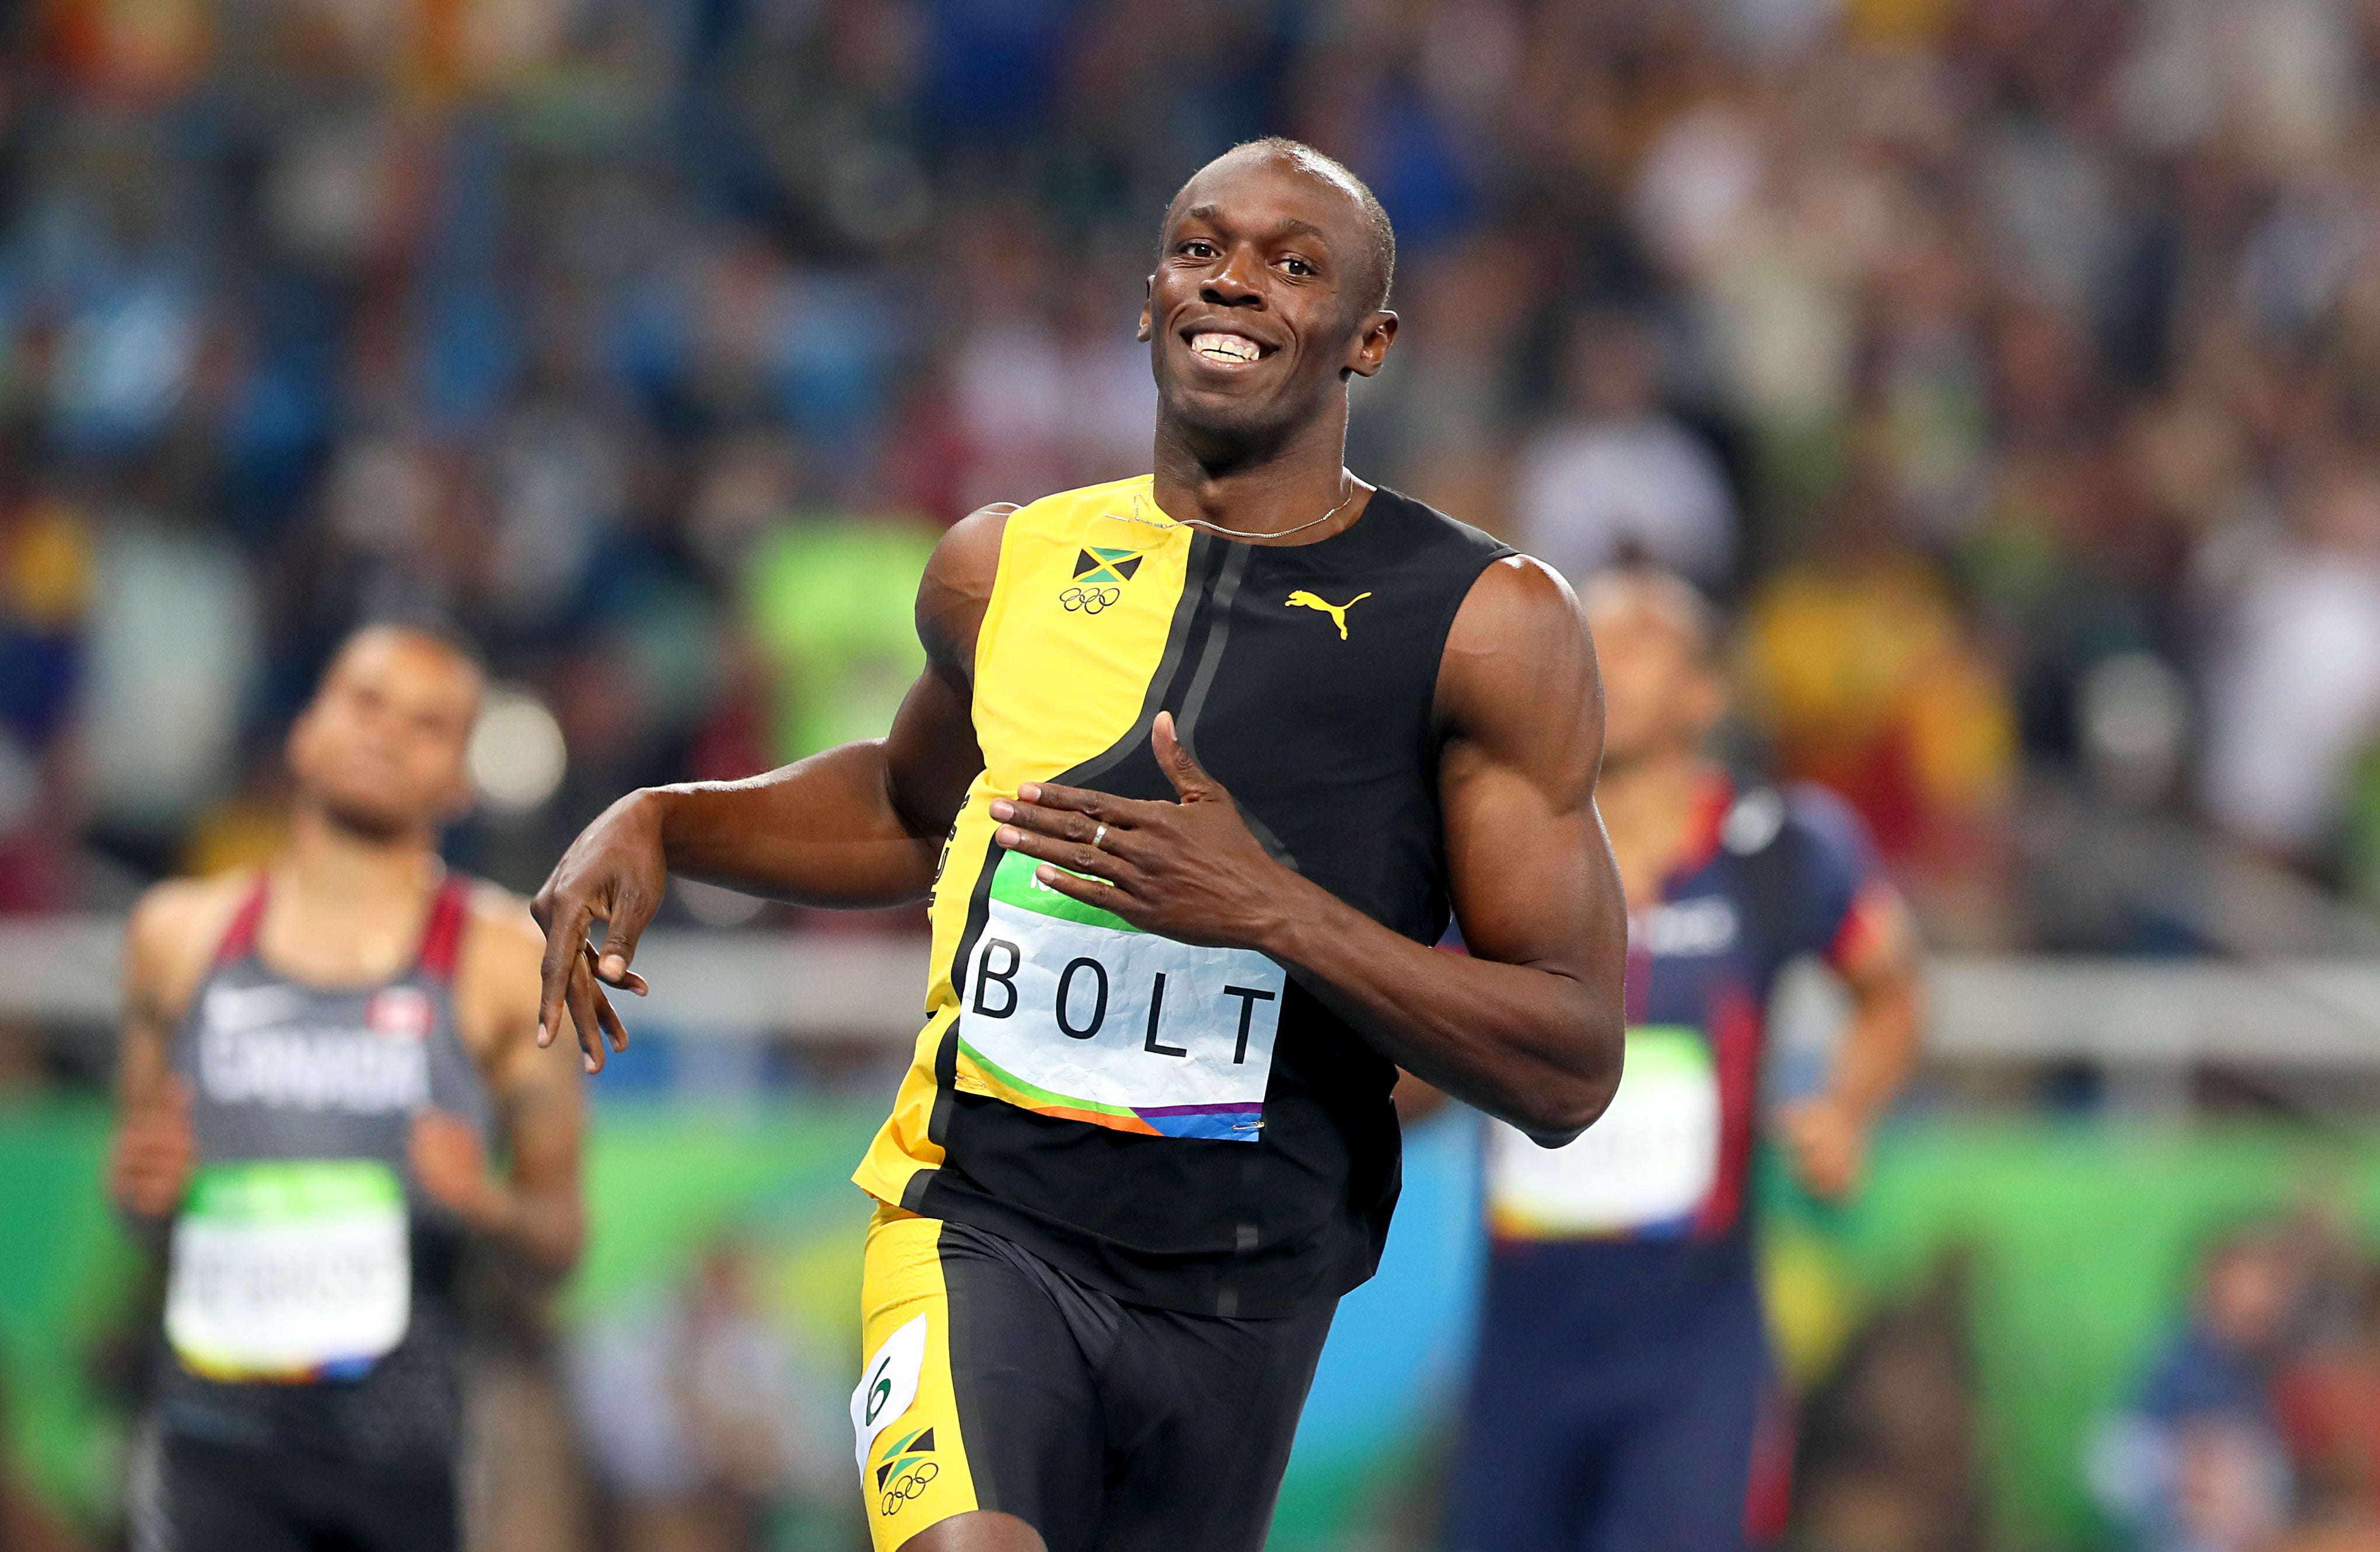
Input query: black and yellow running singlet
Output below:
<box><xmin>853</xmin><ymin>474</ymin><xmax>1512</xmax><ymax>1317</ymax></box>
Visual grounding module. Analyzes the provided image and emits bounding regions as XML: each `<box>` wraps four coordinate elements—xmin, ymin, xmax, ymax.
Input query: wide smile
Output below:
<box><xmin>1181</xmin><ymin>327</ymin><xmax>1276</xmax><ymax>370</ymax></box>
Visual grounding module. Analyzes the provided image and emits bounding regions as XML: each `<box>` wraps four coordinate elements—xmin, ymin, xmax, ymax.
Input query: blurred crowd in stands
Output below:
<box><xmin>4</xmin><ymin>0</ymin><xmax>2380</xmax><ymax>951</ymax></box>
<box><xmin>19</xmin><ymin>8</ymin><xmax>2380</xmax><ymax>1551</ymax></box>
<box><xmin>2096</xmin><ymin>1215</ymin><xmax>2380</xmax><ymax>1552</ymax></box>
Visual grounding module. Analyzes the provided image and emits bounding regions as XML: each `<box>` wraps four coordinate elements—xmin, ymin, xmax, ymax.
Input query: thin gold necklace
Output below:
<box><xmin>1118</xmin><ymin>474</ymin><xmax>1361</xmax><ymax>542</ymax></box>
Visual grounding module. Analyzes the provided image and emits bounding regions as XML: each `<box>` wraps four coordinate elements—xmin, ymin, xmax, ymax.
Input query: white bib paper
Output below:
<box><xmin>166</xmin><ymin>1160</ymin><xmax>411</xmax><ymax>1380</ymax></box>
<box><xmin>1486</xmin><ymin>1025</ymin><xmax>1720</xmax><ymax>1237</ymax></box>
<box><xmin>955</xmin><ymin>853</ymin><xmax>1286</xmax><ymax>1140</ymax></box>
<box><xmin>851</xmin><ymin>1314</ymin><xmax>928</xmax><ymax>1471</ymax></box>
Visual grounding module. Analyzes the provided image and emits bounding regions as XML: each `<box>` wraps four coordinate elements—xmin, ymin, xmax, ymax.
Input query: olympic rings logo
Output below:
<box><xmin>1060</xmin><ymin>586</ymin><xmax>1121</xmax><ymax>614</ymax></box>
<box><xmin>881</xmin><ymin>1460</ymin><xmax>940</xmax><ymax>1515</ymax></box>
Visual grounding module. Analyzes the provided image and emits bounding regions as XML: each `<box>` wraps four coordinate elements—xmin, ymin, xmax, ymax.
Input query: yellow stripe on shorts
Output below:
<box><xmin>858</xmin><ymin>1207</ymin><xmax>980</xmax><ymax>1550</ymax></box>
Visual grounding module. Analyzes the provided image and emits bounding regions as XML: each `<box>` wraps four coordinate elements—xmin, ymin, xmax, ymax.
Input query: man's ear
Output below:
<box><xmin>1137</xmin><ymin>276</ymin><xmax>1154</xmax><ymax>343</ymax></box>
<box><xmin>1344</xmin><ymin>311</ymin><xmax>1398</xmax><ymax>379</ymax></box>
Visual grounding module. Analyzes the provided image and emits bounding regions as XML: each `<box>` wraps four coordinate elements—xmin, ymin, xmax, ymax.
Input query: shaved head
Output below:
<box><xmin>1581</xmin><ymin>566</ymin><xmax>1721</xmax><ymax>665</ymax></box>
<box><xmin>1581</xmin><ymin>566</ymin><xmax>1727</xmax><ymax>766</ymax></box>
<box><xmin>1162</xmin><ymin>138</ymin><xmax>1397</xmax><ymax>317</ymax></box>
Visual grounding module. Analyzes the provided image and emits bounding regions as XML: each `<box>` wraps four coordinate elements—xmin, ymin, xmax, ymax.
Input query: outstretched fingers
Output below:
<box><xmin>1009</xmin><ymin>781</ymin><xmax>1147</xmax><ymax>826</ymax></box>
<box><xmin>995</xmin><ymin>818</ymin><xmax>1128</xmax><ymax>883</ymax></box>
<box><xmin>994</xmin><ymin>796</ymin><xmax>1135</xmax><ymax>852</ymax></box>
<box><xmin>534</xmin><ymin>898</ymin><xmax>593</xmax><ymax>1055</ymax></box>
<box><xmin>1032</xmin><ymin>862</ymin><xmax>1130</xmax><ymax>910</ymax></box>
<box><xmin>566</xmin><ymin>945</ymin><xmax>616</xmax><ymax>1073</ymax></box>
<box><xmin>593</xmin><ymin>973</ymin><xmax>634</xmax><ymax>1063</ymax></box>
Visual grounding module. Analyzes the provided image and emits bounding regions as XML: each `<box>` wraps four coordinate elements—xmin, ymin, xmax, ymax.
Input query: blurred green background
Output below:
<box><xmin>9</xmin><ymin>1096</ymin><xmax>2369</xmax><ymax>1551</ymax></box>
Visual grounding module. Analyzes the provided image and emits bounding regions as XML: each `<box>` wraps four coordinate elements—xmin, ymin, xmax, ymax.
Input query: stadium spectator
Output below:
<box><xmin>2092</xmin><ymin>1227</ymin><xmax>2310</xmax><ymax>1552</ymax></box>
<box><xmin>2197</xmin><ymin>463</ymin><xmax>2380</xmax><ymax>859</ymax></box>
<box><xmin>0</xmin><ymin>0</ymin><xmax>2374</xmax><ymax>944</ymax></box>
<box><xmin>570</xmin><ymin>1238</ymin><xmax>845</xmax><ymax>1552</ymax></box>
<box><xmin>1513</xmin><ymin>309</ymin><xmax>1740</xmax><ymax>590</ymax></box>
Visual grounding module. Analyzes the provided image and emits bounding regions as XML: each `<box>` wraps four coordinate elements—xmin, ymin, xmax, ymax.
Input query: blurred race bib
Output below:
<box><xmin>166</xmin><ymin>1160</ymin><xmax>410</xmax><ymax>1381</ymax></box>
<box><xmin>1486</xmin><ymin>1025</ymin><xmax>1719</xmax><ymax>1238</ymax></box>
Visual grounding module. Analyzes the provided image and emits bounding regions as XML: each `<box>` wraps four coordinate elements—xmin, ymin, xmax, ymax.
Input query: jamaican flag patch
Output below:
<box><xmin>875</xmin><ymin>1426</ymin><xmax>936</xmax><ymax>1488</ymax></box>
<box><xmin>1073</xmin><ymin>548</ymin><xmax>1143</xmax><ymax>585</ymax></box>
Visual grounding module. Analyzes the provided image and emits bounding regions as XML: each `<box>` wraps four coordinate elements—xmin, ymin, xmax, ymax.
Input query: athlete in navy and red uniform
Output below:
<box><xmin>1414</xmin><ymin>568</ymin><xmax>1925</xmax><ymax>1552</ymax></box>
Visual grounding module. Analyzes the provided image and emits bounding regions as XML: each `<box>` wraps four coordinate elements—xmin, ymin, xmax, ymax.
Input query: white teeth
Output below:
<box><xmin>1191</xmin><ymin>332</ymin><xmax>1261</xmax><ymax>363</ymax></box>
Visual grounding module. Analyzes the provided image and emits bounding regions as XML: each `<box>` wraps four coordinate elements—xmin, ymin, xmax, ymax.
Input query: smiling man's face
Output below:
<box><xmin>1141</xmin><ymin>148</ymin><xmax>1395</xmax><ymax>457</ymax></box>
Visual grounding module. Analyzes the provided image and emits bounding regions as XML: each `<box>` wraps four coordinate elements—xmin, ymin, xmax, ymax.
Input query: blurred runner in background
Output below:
<box><xmin>1415</xmin><ymin>566</ymin><xmax>1926</xmax><ymax>1552</ymax></box>
<box><xmin>105</xmin><ymin>625</ymin><xmax>584</xmax><ymax>1552</ymax></box>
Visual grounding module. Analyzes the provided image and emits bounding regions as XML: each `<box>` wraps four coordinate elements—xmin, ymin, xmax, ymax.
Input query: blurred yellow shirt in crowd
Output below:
<box><xmin>2</xmin><ymin>499</ymin><xmax>92</xmax><ymax>631</ymax></box>
<box><xmin>1741</xmin><ymin>558</ymin><xmax>2016</xmax><ymax>849</ymax></box>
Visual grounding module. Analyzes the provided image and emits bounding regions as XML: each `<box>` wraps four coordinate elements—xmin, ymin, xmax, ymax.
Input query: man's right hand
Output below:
<box><xmin>523</xmin><ymin>506</ymin><xmax>1008</xmax><ymax>1076</ymax></box>
<box><xmin>531</xmin><ymin>790</ymin><xmax>661</xmax><ymax>1073</ymax></box>
<box><xmin>109</xmin><ymin>1078</ymin><xmax>194</xmax><ymax>1219</ymax></box>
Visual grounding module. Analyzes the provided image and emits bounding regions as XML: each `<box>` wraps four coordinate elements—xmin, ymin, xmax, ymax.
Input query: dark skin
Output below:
<box><xmin>532</xmin><ymin>146</ymin><xmax>1626</xmax><ymax>1552</ymax></box>
<box><xmin>1397</xmin><ymin>576</ymin><xmax>1926</xmax><ymax>1201</ymax></box>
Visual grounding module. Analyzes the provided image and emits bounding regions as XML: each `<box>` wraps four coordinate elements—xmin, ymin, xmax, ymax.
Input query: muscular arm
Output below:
<box><xmin>1407</xmin><ymin>869</ymin><xmax>1923</xmax><ymax>1184</ymax></box>
<box><xmin>533</xmin><ymin>505</ymin><xmax>1010</xmax><ymax>1069</ymax></box>
<box><xmin>995</xmin><ymin>556</ymin><xmax>1628</xmax><ymax>1145</ymax></box>
<box><xmin>1268</xmin><ymin>558</ymin><xmax>1626</xmax><ymax>1140</ymax></box>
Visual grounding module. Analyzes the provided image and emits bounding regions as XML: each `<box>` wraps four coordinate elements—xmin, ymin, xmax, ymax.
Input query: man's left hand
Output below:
<box><xmin>1777</xmin><ymin>1094</ymin><xmax>1867</xmax><ymax>1201</ymax></box>
<box><xmin>989</xmin><ymin>711</ymin><xmax>1307</xmax><ymax>951</ymax></box>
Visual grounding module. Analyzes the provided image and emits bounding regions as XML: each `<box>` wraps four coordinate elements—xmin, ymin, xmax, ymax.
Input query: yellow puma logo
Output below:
<box><xmin>1285</xmin><ymin>590</ymin><xmax>1373</xmax><ymax>640</ymax></box>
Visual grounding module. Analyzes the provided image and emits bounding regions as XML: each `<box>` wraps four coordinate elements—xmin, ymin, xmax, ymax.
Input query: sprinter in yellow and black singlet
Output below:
<box><xmin>535</xmin><ymin>139</ymin><xmax>1630</xmax><ymax>1552</ymax></box>
<box><xmin>854</xmin><ymin>470</ymin><xmax>1520</xmax><ymax>1318</ymax></box>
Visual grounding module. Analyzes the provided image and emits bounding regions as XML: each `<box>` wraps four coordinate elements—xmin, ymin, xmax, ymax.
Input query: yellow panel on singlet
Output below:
<box><xmin>853</xmin><ymin>475</ymin><xmax>1194</xmax><ymax>1208</ymax></box>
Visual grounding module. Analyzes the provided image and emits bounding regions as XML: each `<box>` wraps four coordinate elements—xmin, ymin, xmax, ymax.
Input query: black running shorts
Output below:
<box><xmin>854</xmin><ymin>1207</ymin><xmax>1336</xmax><ymax>1551</ymax></box>
<box><xmin>143</xmin><ymin>1434</ymin><xmax>457</xmax><ymax>1552</ymax></box>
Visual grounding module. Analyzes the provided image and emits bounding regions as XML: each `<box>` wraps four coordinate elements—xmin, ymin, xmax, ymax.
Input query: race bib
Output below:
<box><xmin>166</xmin><ymin>1160</ymin><xmax>411</xmax><ymax>1381</ymax></box>
<box><xmin>955</xmin><ymin>852</ymin><xmax>1286</xmax><ymax>1140</ymax></box>
<box><xmin>851</xmin><ymin>1314</ymin><xmax>928</xmax><ymax>1471</ymax></box>
<box><xmin>1486</xmin><ymin>1025</ymin><xmax>1720</xmax><ymax>1238</ymax></box>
